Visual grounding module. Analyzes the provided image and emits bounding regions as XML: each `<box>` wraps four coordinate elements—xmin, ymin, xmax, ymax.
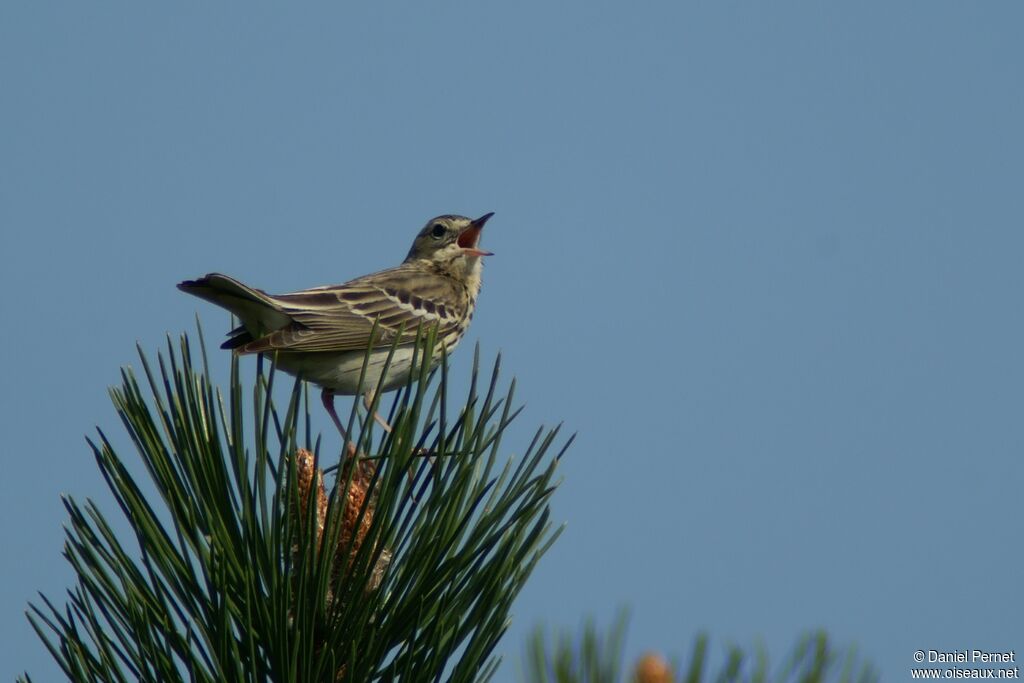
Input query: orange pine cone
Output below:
<box><xmin>634</xmin><ymin>652</ymin><xmax>673</xmax><ymax>683</ymax></box>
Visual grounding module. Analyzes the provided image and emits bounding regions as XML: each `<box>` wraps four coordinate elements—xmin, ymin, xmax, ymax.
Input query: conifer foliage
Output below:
<box><xmin>23</xmin><ymin>329</ymin><xmax>567</xmax><ymax>682</ymax></box>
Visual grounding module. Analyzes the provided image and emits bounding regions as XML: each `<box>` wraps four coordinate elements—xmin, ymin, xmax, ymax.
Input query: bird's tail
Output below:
<box><xmin>178</xmin><ymin>273</ymin><xmax>291</xmax><ymax>349</ymax></box>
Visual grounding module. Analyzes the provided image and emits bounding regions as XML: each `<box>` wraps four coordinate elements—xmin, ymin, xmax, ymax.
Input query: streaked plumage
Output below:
<box><xmin>178</xmin><ymin>213</ymin><xmax>493</xmax><ymax>434</ymax></box>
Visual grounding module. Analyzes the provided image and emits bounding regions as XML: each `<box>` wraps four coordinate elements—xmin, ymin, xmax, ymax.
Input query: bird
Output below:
<box><xmin>178</xmin><ymin>212</ymin><xmax>493</xmax><ymax>440</ymax></box>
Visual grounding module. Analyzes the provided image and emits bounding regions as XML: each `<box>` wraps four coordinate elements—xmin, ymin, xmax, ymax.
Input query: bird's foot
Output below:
<box><xmin>363</xmin><ymin>390</ymin><xmax>393</xmax><ymax>434</ymax></box>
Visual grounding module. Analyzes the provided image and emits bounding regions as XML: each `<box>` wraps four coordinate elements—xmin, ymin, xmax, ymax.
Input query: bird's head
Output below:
<box><xmin>405</xmin><ymin>213</ymin><xmax>494</xmax><ymax>278</ymax></box>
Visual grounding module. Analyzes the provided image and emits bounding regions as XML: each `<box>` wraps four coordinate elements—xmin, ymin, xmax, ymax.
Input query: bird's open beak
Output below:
<box><xmin>457</xmin><ymin>212</ymin><xmax>495</xmax><ymax>257</ymax></box>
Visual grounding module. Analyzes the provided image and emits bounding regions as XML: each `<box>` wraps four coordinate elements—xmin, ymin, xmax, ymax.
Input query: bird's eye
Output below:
<box><xmin>430</xmin><ymin>223</ymin><xmax>446</xmax><ymax>239</ymax></box>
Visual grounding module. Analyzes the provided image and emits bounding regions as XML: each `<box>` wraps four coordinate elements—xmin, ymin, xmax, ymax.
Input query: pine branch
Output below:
<box><xmin>522</xmin><ymin>613</ymin><xmax>878</xmax><ymax>683</ymax></box>
<box><xmin>23</xmin><ymin>328</ymin><xmax>566</xmax><ymax>682</ymax></box>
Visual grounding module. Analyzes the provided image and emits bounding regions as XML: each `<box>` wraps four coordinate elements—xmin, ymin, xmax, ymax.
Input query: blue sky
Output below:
<box><xmin>2</xmin><ymin>3</ymin><xmax>1021</xmax><ymax>681</ymax></box>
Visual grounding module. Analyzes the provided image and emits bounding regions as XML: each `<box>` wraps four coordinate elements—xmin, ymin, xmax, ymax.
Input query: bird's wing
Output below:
<box><xmin>235</xmin><ymin>265</ymin><xmax>466</xmax><ymax>354</ymax></box>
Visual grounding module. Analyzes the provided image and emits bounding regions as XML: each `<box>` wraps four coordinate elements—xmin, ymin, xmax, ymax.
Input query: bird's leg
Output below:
<box><xmin>321</xmin><ymin>388</ymin><xmax>357</xmax><ymax>458</ymax></box>
<box><xmin>363</xmin><ymin>389</ymin><xmax>393</xmax><ymax>434</ymax></box>
<box><xmin>321</xmin><ymin>388</ymin><xmax>347</xmax><ymax>438</ymax></box>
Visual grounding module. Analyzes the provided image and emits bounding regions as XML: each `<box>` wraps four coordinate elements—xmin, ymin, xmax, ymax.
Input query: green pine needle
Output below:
<box><xmin>521</xmin><ymin>613</ymin><xmax>879</xmax><ymax>683</ymax></box>
<box><xmin>23</xmin><ymin>326</ymin><xmax>566</xmax><ymax>682</ymax></box>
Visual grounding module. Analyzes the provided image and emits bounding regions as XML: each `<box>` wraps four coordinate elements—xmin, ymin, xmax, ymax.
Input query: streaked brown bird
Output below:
<box><xmin>178</xmin><ymin>212</ymin><xmax>493</xmax><ymax>438</ymax></box>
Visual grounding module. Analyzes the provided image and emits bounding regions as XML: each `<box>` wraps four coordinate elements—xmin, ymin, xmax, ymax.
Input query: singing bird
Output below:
<box><xmin>178</xmin><ymin>213</ymin><xmax>493</xmax><ymax>438</ymax></box>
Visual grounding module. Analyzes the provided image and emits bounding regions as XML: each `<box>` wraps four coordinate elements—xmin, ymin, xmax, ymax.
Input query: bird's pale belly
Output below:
<box><xmin>270</xmin><ymin>344</ymin><xmax>445</xmax><ymax>395</ymax></box>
